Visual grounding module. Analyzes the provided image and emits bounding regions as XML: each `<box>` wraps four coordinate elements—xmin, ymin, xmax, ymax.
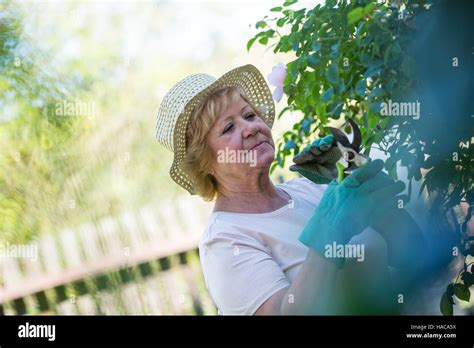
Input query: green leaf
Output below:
<box><xmin>326</xmin><ymin>64</ymin><xmax>339</xmax><ymax>84</ymax></box>
<box><xmin>361</xmin><ymin>54</ymin><xmax>383</xmax><ymax>69</ymax></box>
<box><xmin>337</xmin><ymin>80</ymin><xmax>346</xmax><ymax>94</ymax></box>
<box><xmin>369</xmin><ymin>100</ymin><xmax>382</xmax><ymax>113</ymax></box>
<box><xmin>246</xmin><ymin>38</ymin><xmax>256</xmax><ymax>52</ymax></box>
<box><xmin>326</xmin><ymin>101</ymin><xmax>343</xmax><ymax>118</ymax></box>
<box><xmin>461</xmin><ymin>272</ymin><xmax>474</xmax><ymax>287</ymax></box>
<box><xmin>355</xmin><ymin>21</ymin><xmax>365</xmax><ymax>37</ymax></box>
<box><xmin>356</xmin><ymin>79</ymin><xmax>366</xmax><ymax>97</ymax></box>
<box><xmin>301</xmin><ymin>118</ymin><xmax>312</xmax><ymax>133</ymax></box>
<box><xmin>363</xmin><ymin>66</ymin><xmax>381</xmax><ymax>78</ymax></box>
<box><xmin>256</xmin><ymin>21</ymin><xmax>267</xmax><ymax>29</ymax></box>
<box><xmin>385</xmin><ymin>78</ymin><xmax>395</xmax><ymax>93</ymax></box>
<box><xmin>384</xmin><ymin>44</ymin><xmax>392</xmax><ymax>66</ymax></box>
<box><xmin>347</xmin><ymin>7</ymin><xmax>364</xmax><ymax>25</ymax></box>
<box><xmin>321</xmin><ymin>87</ymin><xmax>334</xmax><ymax>102</ymax></box>
<box><xmin>283</xmin><ymin>0</ymin><xmax>298</xmax><ymax>6</ymax></box>
<box><xmin>360</xmin><ymin>52</ymin><xmax>371</xmax><ymax>66</ymax></box>
<box><xmin>270</xmin><ymin>161</ymin><xmax>278</xmax><ymax>174</ymax></box>
<box><xmin>361</xmin><ymin>35</ymin><xmax>371</xmax><ymax>47</ymax></box>
<box><xmin>277</xmin><ymin>18</ymin><xmax>286</xmax><ymax>27</ymax></box>
<box><xmin>289</xmin><ymin>59</ymin><xmax>300</xmax><ymax>79</ymax></box>
<box><xmin>307</xmin><ymin>54</ymin><xmax>321</xmax><ymax>68</ymax></box>
<box><xmin>369</xmin><ymin>87</ymin><xmax>385</xmax><ymax>98</ymax></box>
<box><xmin>284</xmin><ymin>139</ymin><xmax>297</xmax><ymax>151</ymax></box>
<box><xmin>265</xmin><ymin>29</ymin><xmax>275</xmax><ymax>37</ymax></box>
<box><xmin>440</xmin><ymin>292</ymin><xmax>453</xmax><ymax>316</ymax></box>
<box><xmin>384</xmin><ymin>155</ymin><xmax>398</xmax><ymax>179</ymax></box>
<box><xmin>325</xmin><ymin>0</ymin><xmax>336</xmax><ymax>9</ymax></box>
<box><xmin>270</xmin><ymin>6</ymin><xmax>283</xmax><ymax>12</ymax></box>
<box><xmin>363</xmin><ymin>110</ymin><xmax>369</xmax><ymax>129</ymax></box>
<box><xmin>292</xmin><ymin>39</ymin><xmax>299</xmax><ymax>52</ymax></box>
<box><xmin>277</xmin><ymin>36</ymin><xmax>292</xmax><ymax>52</ymax></box>
<box><xmin>392</xmin><ymin>41</ymin><xmax>402</xmax><ymax>55</ymax></box>
<box><xmin>277</xmin><ymin>106</ymin><xmax>291</xmax><ymax>120</ymax></box>
<box><xmin>312</xmin><ymin>42</ymin><xmax>321</xmax><ymax>53</ymax></box>
<box><xmin>454</xmin><ymin>283</ymin><xmax>471</xmax><ymax>302</ymax></box>
<box><xmin>362</xmin><ymin>2</ymin><xmax>376</xmax><ymax>16</ymax></box>
<box><xmin>259</xmin><ymin>36</ymin><xmax>268</xmax><ymax>45</ymax></box>
<box><xmin>276</xmin><ymin>151</ymin><xmax>283</xmax><ymax>167</ymax></box>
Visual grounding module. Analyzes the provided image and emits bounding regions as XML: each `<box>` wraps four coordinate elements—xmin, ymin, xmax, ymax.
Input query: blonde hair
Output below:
<box><xmin>182</xmin><ymin>86</ymin><xmax>263</xmax><ymax>201</ymax></box>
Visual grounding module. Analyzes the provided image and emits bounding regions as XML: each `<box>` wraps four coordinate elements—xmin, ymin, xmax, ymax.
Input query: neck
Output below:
<box><xmin>213</xmin><ymin>169</ymin><xmax>290</xmax><ymax>214</ymax></box>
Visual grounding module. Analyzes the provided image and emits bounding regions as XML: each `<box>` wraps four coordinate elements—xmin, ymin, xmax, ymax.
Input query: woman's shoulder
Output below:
<box><xmin>199</xmin><ymin>177</ymin><xmax>327</xmax><ymax>250</ymax></box>
<box><xmin>199</xmin><ymin>212</ymin><xmax>270</xmax><ymax>254</ymax></box>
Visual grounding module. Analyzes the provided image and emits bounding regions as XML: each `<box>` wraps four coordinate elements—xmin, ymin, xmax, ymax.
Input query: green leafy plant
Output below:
<box><xmin>248</xmin><ymin>0</ymin><xmax>473</xmax><ymax>315</ymax></box>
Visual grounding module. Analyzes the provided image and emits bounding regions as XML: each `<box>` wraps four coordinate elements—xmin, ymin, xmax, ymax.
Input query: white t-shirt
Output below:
<box><xmin>198</xmin><ymin>178</ymin><xmax>326</xmax><ymax>315</ymax></box>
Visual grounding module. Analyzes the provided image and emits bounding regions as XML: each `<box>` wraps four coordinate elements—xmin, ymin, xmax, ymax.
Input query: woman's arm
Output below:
<box><xmin>256</xmin><ymin>228</ymin><xmax>391</xmax><ymax>315</ymax></box>
<box><xmin>256</xmin><ymin>160</ymin><xmax>403</xmax><ymax>315</ymax></box>
<box><xmin>254</xmin><ymin>248</ymin><xmax>338</xmax><ymax>315</ymax></box>
<box><xmin>278</xmin><ymin>249</ymin><xmax>340</xmax><ymax>315</ymax></box>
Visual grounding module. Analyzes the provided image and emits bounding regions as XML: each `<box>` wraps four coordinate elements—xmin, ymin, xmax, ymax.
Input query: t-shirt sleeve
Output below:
<box><xmin>199</xmin><ymin>226</ymin><xmax>290</xmax><ymax>315</ymax></box>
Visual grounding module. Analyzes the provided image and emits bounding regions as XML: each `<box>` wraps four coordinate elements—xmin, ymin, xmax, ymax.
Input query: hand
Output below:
<box><xmin>299</xmin><ymin>159</ymin><xmax>406</xmax><ymax>268</ymax></box>
<box><xmin>290</xmin><ymin>134</ymin><xmax>341</xmax><ymax>184</ymax></box>
<box><xmin>357</xmin><ymin>171</ymin><xmax>426</xmax><ymax>269</ymax></box>
<box><xmin>365</xmin><ymin>174</ymin><xmax>425</xmax><ymax>269</ymax></box>
<box><xmin>371</xmin><ymin>208</ymin><xmax>425</xmax><ymax>269</ymax></box>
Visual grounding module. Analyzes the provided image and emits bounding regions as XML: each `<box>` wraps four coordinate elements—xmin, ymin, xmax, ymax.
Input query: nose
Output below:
<box><xmin>241</xmin><ymin>120</ymin><xmax>259</xmax><ymax>139</ymax></box>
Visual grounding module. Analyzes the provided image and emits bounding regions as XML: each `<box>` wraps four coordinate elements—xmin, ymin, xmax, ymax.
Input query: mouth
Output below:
<box><xmin>250</xmin><ymin>141</ymin><xmax>266</xmax><ymax>150</ymax></box>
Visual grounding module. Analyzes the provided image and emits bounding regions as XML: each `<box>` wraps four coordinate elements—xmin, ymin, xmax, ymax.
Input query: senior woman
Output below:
<box><xmin>155</xmin><ymin>64</ymin><xmax>415</xmax><ymax>315</ymax></box>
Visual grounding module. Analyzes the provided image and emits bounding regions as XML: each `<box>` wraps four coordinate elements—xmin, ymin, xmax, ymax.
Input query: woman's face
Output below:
<box><xmin>206</xmin><ymin>97</ymin><xmax>275</xmax><ymax>179</ymax></box>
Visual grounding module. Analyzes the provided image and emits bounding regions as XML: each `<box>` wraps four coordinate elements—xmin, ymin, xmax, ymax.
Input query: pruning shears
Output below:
<box><xmin>329</xmin><ymin>118</ymin><xmax>370</xmax><ymax>183</ymax></box>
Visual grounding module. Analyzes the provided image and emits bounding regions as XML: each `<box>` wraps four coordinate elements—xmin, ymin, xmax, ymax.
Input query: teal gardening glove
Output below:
<box><xmin>290</xmin><ymin>134</ymin><xmax>415</xmax><ymax>268</ymax></box>
<box><xmin>298</xmin><ymin>159</ymin><xmax>406</xmax><ymax>268</ymax></box>
<box><xmin>289</xmin><ymin>134</ymin><xmax>342</xmax><ymax>184</ymax></box>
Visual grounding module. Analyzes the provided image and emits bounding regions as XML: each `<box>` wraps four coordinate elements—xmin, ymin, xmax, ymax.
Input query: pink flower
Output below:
<box><xmin>267</xmin><ymin>63</ymin><xmax>287</xmax><ymax>102</ymax></box>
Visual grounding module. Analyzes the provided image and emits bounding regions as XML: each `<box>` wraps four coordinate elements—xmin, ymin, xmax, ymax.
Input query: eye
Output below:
<box><xmin>245</xmin><ymin>113</ymin><xmax>256</xmax><ymax>119</ymax></box>
<box><xmin>221</xmin><ymin>113</ymin><xmax>255</xmax><ymax>134</ymax></box>
<box><xmin>223</xmin><ymin>123</ymin><xmax>234</xmax><ymax>134</ymax></box>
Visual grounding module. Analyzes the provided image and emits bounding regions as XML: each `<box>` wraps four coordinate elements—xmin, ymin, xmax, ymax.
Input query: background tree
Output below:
<box><xmin>248</xmin><ymin>0</ymin><xmax>473</xmax><ymax>315</ymax></box>
<box><xmin>0</xmin><ymin>2</ymin><xmax>77</xmax><ymax>244</ymax></box>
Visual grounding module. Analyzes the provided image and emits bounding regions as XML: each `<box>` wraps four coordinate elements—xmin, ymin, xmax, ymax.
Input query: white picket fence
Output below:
<box><xmin>0</xmin><ymin>196</ymin><xmax>216</xmax><ymax>315</ymax></box>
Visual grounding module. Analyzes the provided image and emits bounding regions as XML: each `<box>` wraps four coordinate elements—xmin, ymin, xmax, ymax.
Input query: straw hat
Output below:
<box><xmin>155</xmin><ymin>64</ymin><xmax>276</xmax><ymax>195</ymax></box>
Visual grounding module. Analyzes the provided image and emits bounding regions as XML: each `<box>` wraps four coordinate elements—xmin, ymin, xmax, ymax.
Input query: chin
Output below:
<box><xmin>255</xmin><ymin>153</ymin><xmax>275</xmax><ymax>168</ymax></box>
